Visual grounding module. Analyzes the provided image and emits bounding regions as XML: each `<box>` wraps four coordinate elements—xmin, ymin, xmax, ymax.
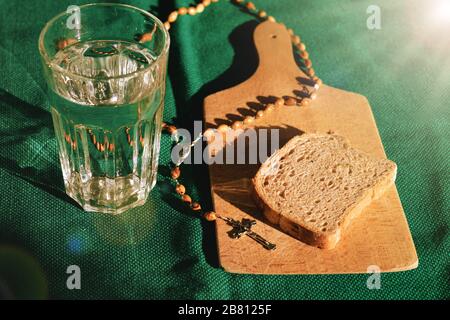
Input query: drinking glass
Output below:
<box><xmin>38</xmin><ymin>4</ymin><xmax>170</xmax><ymax>214</ymax></box>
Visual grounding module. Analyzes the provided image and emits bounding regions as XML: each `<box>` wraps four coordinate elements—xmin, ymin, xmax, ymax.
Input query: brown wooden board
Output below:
<box><xmin>203</xmin><ymin>21</ymin><xmax>418</xmax><ymax>274</ymax></box>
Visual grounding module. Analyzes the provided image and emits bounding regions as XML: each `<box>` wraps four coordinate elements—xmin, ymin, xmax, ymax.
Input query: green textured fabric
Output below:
<box><xmin>0</xmin><ymin>0</ymin><xmax>449</xmax><ymax>300</ymax></box>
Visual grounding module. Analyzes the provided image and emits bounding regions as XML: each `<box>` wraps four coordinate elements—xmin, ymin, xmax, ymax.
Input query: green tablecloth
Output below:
<box><xmin>0</xmin><ymin>0</ymin><xmax>448</xmax><ymax>299</ymax></box>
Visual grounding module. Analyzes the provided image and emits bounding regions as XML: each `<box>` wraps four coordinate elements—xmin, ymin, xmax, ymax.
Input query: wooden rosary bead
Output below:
<box><xmin>275</xmin><ymin>98</ymin><xmax>284</xmax><ymax>107</ymax></box>
<box><xmin>182</xmin><ymin>194</ymin><xmax>192</xmax><ymax>204</ymax></box>
<box><xmin>139</xmin><ymin>32</ymin><xmax>153</xmax><ymax>43</ymax></box>
<box><xmin>287</xmin><ymin>28</ymin><xmax>294</xmax><ymax>36</ymax></box>
<box><xmin>175</xmin><ymin>184</ymin><xmax>186</xmax><ymax>195</ymax></box>
<box><xmin>300</xmin><ymin>50</ymin><xmax>309</xmax><ymax>59</ymax></box>
<box><xmin>196</xmin><ymin>3</ymin><xmax>205</xmax><ymax>13</ymax></box>
<box><xmin>231</xmin><ymin>121</ymin><xmax>243</xmax><ymax>130</ymax></box>
<box><xmin>188</xmin><ymin>6</ymin><xmax>197</xmax><ymax>15</ymax></box>
<box><xmin>168</xmin><ymin>11</ymin><xmax>178</xmax><ymax>23</ymax></box>
<box><xmin>285</xmin><ymin>97</ymin><xmax>297</xmax><ymax>106</ymax></box>
<box><xmin>243</xmin><ymin>116</ymin><xmax>255</xmax><ymax>125</ymax></box>
<box><xmin>298</xmin><ymin>43</ymin><xmax>306</xmax><ymax>52</ymax></box>
<box><xmin>304</xmin><ymin>59</ymin><xmax>312</xmax><ymax>68</ymax></box>
<box><xmin>301</xmin><ymin>98</ymin><xmax>311</xmax><ymax>106</ymax></box>
<box><xmin>258</xmin><ymin>10</ymin><xmax>267</xmax><ymax>18</ymax></box>
<box><xmin>292</xmin><ymin>35</ymin><xmax>301</xmax><ymax>45</ymax></box>
<box><xmin>57</xmin><ymin>39</ymin><xmax>67</xmax><ymax>50</ymax></box>
<box><xmin>164</xmin><ymin>22</ymin><xmax>171</xmax><ymax>31</ymax></box>
<box><xmin>167</xmin><ymin>125</ymin><xmax>177</xmax><ymax>135</ymax></box>
<box><xmin>191</xmin><ymin>202</ymin><xmax>201</xmax><ymax>211</ymax></box>
<box><xmin>307</xmin><ymin>68</ymin><xmax>315</xmax><ymax>77</ymax></box>
<box><xmin>203</xmin><ymin>0</ymin><xmax>211</xmax><ymax>6</ymax></box>
<box><xmin>217</xmin><ymin>124</ymin><xmax>230</xmax><ymax>133</ymax></box>
<box><xmin>246</xmin><ymin>2</ymin><xmax>256</xmax><ymax>10</ymax></box>
<box><xmin>310</xmin><ymin>92</ymin><xmax>317</xmax><ymax>100</ymax></box>
<box><xmin>203</xmin><ymin>128</ymin><xmax>215</xmax><ymax>141</ymax></box>
<box><xmin>204</xmin><ymin>211</ymin><xmax>217</xmax><ymax>221</ymax></box>
<box><xmin>267</xmin><ymin>16</ymin><xmax>276</xmax><ymax>22</ymax></box>
<box><xmin>171</xmin><ymin>166</ymin><xmax>181</xmax><ymax>179</ymax></box>
<box><xmin>256</xmin><ymin>110</ymin><xmax>264</xmax><ymax>118</ymax></box>
<box><xmin>315</xmin><ymin>78</ymin><xmax>323</xmax><ymax>86</ymax></box>
<box><xmin>57</xmin><ymin>38</ymin><xmax>76</xmax><ymax>50</ymax></box>
<box><xmin>265</xmin><ymin>103</ymin><xmax>275</xmax><ymax>112</ymax></box>
<box><xmin>178</xmin><ymin>7</ymin><xmax>188</xmax><ymax>15</ymax></box>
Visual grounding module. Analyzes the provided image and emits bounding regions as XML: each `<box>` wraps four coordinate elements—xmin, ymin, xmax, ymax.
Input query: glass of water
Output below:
<box><xmin>38</xmin><ymin>4</ymin><xmax>170</xmax><ymax>214</ymax></box>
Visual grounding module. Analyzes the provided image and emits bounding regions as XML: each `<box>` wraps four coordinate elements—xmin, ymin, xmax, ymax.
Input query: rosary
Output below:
<box><xmin>142</xmin><ymin>0</ymin><xmax>322</xmax><ymax>250</ymax></box>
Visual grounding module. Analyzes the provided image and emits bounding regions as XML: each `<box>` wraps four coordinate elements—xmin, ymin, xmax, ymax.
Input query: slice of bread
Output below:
<box><xmin>252</xmin><ymin>133</ymin><xmax>397</xmax><ymax>249</ymax></box>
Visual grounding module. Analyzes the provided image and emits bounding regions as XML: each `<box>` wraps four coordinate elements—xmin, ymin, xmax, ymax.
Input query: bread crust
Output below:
<box><xmin>251</xmin><ymin>181</ymin><xmax>338</xmax><ymax>249</ymax></box>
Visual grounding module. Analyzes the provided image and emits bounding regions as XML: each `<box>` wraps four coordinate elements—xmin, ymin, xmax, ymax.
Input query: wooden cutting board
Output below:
<box><xmin>203</xmin><ymin>21</ymin><xmax>418</xmax><ymax>274</ymax></box>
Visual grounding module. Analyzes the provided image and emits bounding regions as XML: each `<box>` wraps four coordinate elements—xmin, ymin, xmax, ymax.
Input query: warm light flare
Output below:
<box><xmin>430</xmin><ymin>0</ymin><xmax>450</xmax><ymax>25</ymax></box>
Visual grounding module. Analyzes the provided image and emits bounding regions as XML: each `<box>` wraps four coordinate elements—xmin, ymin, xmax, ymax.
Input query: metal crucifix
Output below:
<box><xmin>219</xmin><ymin>216</ymin><xmax>276</xmax><ymax>250</ymax></box>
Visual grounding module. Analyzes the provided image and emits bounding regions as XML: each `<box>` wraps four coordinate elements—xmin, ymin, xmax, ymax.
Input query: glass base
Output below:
<box><xmin>65</xmin><ymin>173</ymin><xmax>157</xmax><ymax>215</ymax></box>
<box><xmin>81</xmin><ymin>198</ymin><xmax>148</xmax><ymax>215</ymax></box>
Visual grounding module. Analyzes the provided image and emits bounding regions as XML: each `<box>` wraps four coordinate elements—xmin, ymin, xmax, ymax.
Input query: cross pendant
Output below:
<box><xmin>219</xmin><ymin>216</ymin><xmax>276</xmax><ymax>250</ymax></box>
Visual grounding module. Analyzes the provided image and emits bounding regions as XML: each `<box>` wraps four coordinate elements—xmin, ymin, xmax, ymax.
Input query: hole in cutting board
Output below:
<box><xmin>271</xmin><ymin>34</ymin><xmax>277</xmax><ymax>39</ymax></box>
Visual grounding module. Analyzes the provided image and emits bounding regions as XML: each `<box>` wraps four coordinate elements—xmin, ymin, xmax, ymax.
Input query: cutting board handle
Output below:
<box><xmin>253</xmin><ymin>21</ymin><xmax>304</xmax><ymax>78</ymax></box>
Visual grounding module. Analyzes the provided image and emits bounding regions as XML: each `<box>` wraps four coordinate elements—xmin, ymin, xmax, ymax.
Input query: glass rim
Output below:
<box><xmin>38</xmin><ymin>3</ymin><xmax>170</xmax><ymax>81</ymax></box>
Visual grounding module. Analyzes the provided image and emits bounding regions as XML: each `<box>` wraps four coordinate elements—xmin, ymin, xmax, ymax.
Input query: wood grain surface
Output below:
<box><xmin>203</xmin><ymin>21</ymin><xmax>418</xmax><ymax>274</ymax></box>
